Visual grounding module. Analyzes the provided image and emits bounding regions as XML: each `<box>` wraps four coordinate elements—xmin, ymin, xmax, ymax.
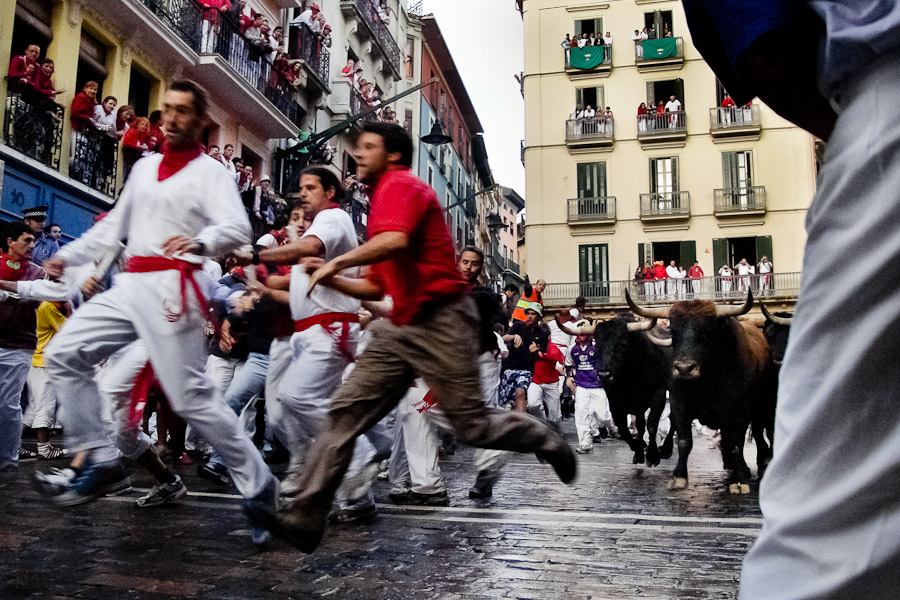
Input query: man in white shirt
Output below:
<box><xmin>291</xmin><ymin>3</ymin><xmax>321</xmax><ymax>34</ymax></box>
<box><xmin>757</xmin><ymin>255</ymin><xmax>773</xmax><ymax>292</ymax></box>
<box><xmin>221</xmin><ymin>143</ymin><xmax>236</xmax><ymax>176</ymax></box>
<box><xmin>632</xmin><ymin>30</ymin><xmax>644</xmax><ymax>58</ymax></box>
<box><xmin>665</xmin><ymin>95</ymin><xmax>682</xmax><ymax>128</ymax></box>
<box><xmin>577</xmin><ymin>33</ymin><xmax>588</xmax><ymax>48</ymax></box>
<box><xmin>665</xmin><ymin>260</ymin><xmax>679</xmax><ymax>298</ymax></box>
<box><xmin>603</xmin><ymin>32</ymin><xmax>613</xmax><ymax>45</ymax></box>
<box><xmin>38</xmin><ymin>81</ymin><xmax>277</xmax><ymax>541</ymax></box>
<box><xmin>735</xmin><ymin>258</ymin><xmax>753</xmax><ymax>292</ymax></box>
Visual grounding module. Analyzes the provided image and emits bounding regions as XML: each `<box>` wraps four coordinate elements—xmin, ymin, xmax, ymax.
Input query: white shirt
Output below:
<box><xmin>548</xmin><ymin>319</ymin><xmax>574</xmax><ymax>353</ymax></box>
<box><xmin>291</xmin><ymin>9</ymin><xmax>320</xmax><ymax>33</ymax></box>
<box><xmin>255</xmin><ymin>233</ymin><xmax>278</xmax><ymax>250</ymax></box>
<box><xmin>632</xmin><ymin>33</ymin><xmax>643</xmax><ymax>43</ymax></box>
<box><xmin>584</xmin><ymin>108</ymin><xmax>596</xmax><ymax>118</ymax></box>
<box><xmin>736</xmin><ymin>263</ymin><xmax>753</xmax><ymax>276</ymax></box>
<box><xmin>666</xmin><ymin>265</ymin><xmax>679</xmax><ymax>278</ymax></box>
<box><xmin>719</xmin><ymin>267</ymin><xmax>732</xmax><ymax>277</ymax></box>
<box><xmin>665</xmin><ymin>99</ymin><xmax>682</xmax><ymax>112</ymax></box>
<box><xmin>90</xmin><ymin>105</ymin><xmax>117</xmax><ymax>137</ymax></box>
<box><xmin>561</xmin><ymin>37</ymin><xmax>571</xmax><ymax>49</ymax></box>
<box><xmin>603</xmin><ymin>35</ymin><xmax>613</xmax><ymax>44</ymax></box>
<box><xmin>288</xmin><ymin>208</ymin><xmax>360</xmax><ymax>321</ymax></box>
<box><xmin>577</xmin><ymin>38</ymin><xmax>587</xmax><ymax>48</ymax></box>
<box><xmin>758</xmin><ymin>261</ymin><xmax>772</xmax><ymax>274</ymax></box>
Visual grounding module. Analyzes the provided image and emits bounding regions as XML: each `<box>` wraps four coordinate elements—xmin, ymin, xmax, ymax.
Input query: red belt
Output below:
<box><xmin>126</xmin><ymin>256</ymin><xmax>209</xmax><ymax>321</ymax></box>
<box><xmin>293</xmin><ymin>311</ymin><xmax>360</xmax><ymax>363</ymax></box>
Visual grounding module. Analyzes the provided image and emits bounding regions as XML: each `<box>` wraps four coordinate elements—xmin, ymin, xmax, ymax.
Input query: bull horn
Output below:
<box><xmin>625</xmin><ymin>288</ymin><xmax>669</xmax><ymax>319</ymax></box>
<box><xmin>626</xmin><ymin>318</ymin><xmax>656</xmax><ymax>332</ymax></box>
<box><xmin>645</xmin><ymin>332</ymin><xmax>672</xmax><ymax>347</ymax></box>
<box><xmin>760</xmin><ymin>304</ymin><xmax>792</xmax><ymax>326</ymax></box>
<box><xmin>555</xmin><ymin>314</ymin><xmax>595</xmax><ymax>335</ymax></box>
<box><xmin>715</xmin><ymin>289</ymin><xmax>754</xmax><ymax>318</ymax></box>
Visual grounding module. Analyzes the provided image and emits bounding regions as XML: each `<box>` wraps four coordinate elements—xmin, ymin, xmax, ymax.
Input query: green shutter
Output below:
<box><xmin>638</xmin><ymin>244</ymin><xmax>645</xmax><ymax>267</ymax></box>
<box><xmin>575</xmin><ymin>88</ymin><xmax>584</xmax><ymax>107</ymax></box>
<box><xmin>596</xmin><ymin>86</ymin><xmax>605</xmax><ymax>111</ymax></box>
<box><xmin>713</xmin><ymin>238</ymin><xmax>728</xmax><ymax>271</ymax></box>
<box><xmin>674</xmin><ymin>78</ymin><xmax>685</xmax><ymax>109</ymax></box>
<box><xmin>638</xmin><ymin>242</ymin><xmax>652</xmax><ymax>267</ymax></box>
<box><xmin>679</xmin><ymin>241</ymin><xmax>696</xmax><ymax>268</ymax></box>
<box><xmin>722</xmin><ymin>152</ymin><xmax>736</xmax><ymax>189</ymax></box>
<box><xmin>649</xmin><ymin>158</ymin><xmax>658</xmax><ymax>192</ymax></box>
<box><xmin>646</xmin><ymin>81</ymin><xmax>655</xmax><ymax>107</ymax></box>
<box><xmin>597</xmin><ymin>162</ymin><xmax>607</xmax><ymax>197</ymax></box>
<box><xmin>755</xmin><ymin>235</ymin><xmax>773</xmax><ymax>263</ymax></box>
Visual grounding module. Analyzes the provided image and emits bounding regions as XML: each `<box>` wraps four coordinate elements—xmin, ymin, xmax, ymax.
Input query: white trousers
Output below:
<box><xmin>574</xmin><ymin>386</ymin><xmax>613</xmax><ymax>449</ymax></box>
<box><xmin>24</xmin><ymin>365</ymin><xmax>57</xmax><ymax>430</ymax></box>
<box><xmin>263</xmin><ymin>337</ymin><xmax>292</xmax><ymax>449</ymax></box>
<box><xmin>45</xmin><ymin>284</ymin><xmax>272</xmax><ymax>499</ymax></box>
<box><xmin>740</xmin><ymin>55</ymin><xmax>900</xmax><ymax>600</ymax></box>
<box><xmin>527</xmin><ymin>381</ymin><xmax>561</xmax><ymax>423</ymax></box>
<box><xmin>94</xmin><ymin>341</ymin><xmax>154</xmax><ymax>460</ymax></box>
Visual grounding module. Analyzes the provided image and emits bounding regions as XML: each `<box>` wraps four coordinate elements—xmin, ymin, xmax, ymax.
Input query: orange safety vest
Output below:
<box><xmin>511</xmin><ymin>288</ymin><xmax>542</xmax><ymax>322</ymax></box>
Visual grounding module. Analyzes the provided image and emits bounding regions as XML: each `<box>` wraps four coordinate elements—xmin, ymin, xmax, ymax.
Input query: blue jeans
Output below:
<box><xmin>208</xmin><ymin>352</ymin><xmax>269</xmax><ymax>470</ymax></box>
<box><xmin>0</xmin><ymin>348</ymin><xmax>34</xmax><ymax>469</ymax></box>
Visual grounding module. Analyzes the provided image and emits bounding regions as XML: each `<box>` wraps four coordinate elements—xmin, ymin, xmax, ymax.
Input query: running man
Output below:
<box><xmin>38</xmin><ymin>81</ymin><xmax>277</xmax><ymax>540</ymax></box>
<box><xmin>268</xmin><ymin>122</ymin><xmax>577</xmax><ymax>553</ymax></box>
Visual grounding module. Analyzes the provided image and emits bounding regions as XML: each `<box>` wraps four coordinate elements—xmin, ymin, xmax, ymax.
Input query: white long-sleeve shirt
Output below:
<box><xmin>58</xmin><ymin>153</ymin><xmax>250</xmax><ymax>269</ymax></box>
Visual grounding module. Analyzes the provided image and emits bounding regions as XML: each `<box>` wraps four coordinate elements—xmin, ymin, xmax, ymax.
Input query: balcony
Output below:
<box><xmin>542</xmin><ymin>272</ymin><xmax>802</xmax><ymax>309</ymax></box>
<box><xmin>637</xmin><ymin>111</ymin><xmax>686</xmax><ymax>147</ymax></box>
<box><xmin>709</xmin><ymin>105</ymin><xmax>762</xmax><ymax>141</ymax></box>
<box><xmin>640</xmin><ymin>191</ymin><xmax>690</xmax><ymax>221</ymax></box>
<box><xmin>567</xmin><ymin>197</ymin><xmax>616</xmax><ymax>225</ymax></box>
<box><xmin>564</xmin><ymin>44</ymin><xmax>612</xmax><ymax>78</ymax></box>
<box><xmin>350</xmin><ymin>88</ymin><xmax>380</xmax><ymax>121</ymax></box>
<box><xmin>714</xmin><ymin>186</ymin><xmax>767</xmax><ymax>216</ymax></box>
<box><xmin>492</xmin><ymin>252</ymin><xmax>520</xmax><ymax>275</ymax></box>
<box><xmin>195</xmin><ymin>12</ymin><xmax>300</xmax><ymax>138</ymax></box>
<box><xmin>341</xmin><ymin>0</ymin><xmax>403</xmax><ymax>80</ymax></box>
<box><xmin>2</xmin><ymin>89</ymin><xmax>64</xmax><ymax>170</ymax></box>
<box><xmin>70</xmin><ymin>129</ymin><xmax>119</xmax><ymax>198</ymax></box>
<box><xmin>565</xmin><ymin>117</ymin><xmax>614</xmax><ymax>152</ymax></box>
<box><xmin>520</xmin><ymin>139</ymin><xmax>525</xmax><ymax>166</ymax></box>
<box><xmin>635</xmin><ymin>37</ymin><xmax>684</xmax><ymax>72</ymax></box>
<box><xmin>289</xmin><ymin>23</ymin><xmax>331</xmax><ymax>91</ymax></box>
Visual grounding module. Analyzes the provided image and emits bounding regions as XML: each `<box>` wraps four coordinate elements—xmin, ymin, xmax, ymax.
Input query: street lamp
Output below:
<box><xmin>422</xmin><ymin>120</ymin><xmax>452</xmax><ymax>146</ymax></box>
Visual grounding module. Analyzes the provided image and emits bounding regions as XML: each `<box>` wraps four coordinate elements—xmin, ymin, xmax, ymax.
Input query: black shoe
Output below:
<box><xmin>389</xmin><ymin>490</ymin><xmax>450</xmax><ymax>506</ymax></box>
<box><xmin>468</xmin><ymin>469</ymin><xmax>500</xmax><ymax>499</ymax></box>
<box><xmin>329</xmin><ymin>501</ymin><xmax>377</xmax><ymax>524</ymax></box>
<box><xmin>242</xmin><ymin>477</ymin><xmax>279</xmax><ymax>547</ymax></box>
<box><xmin>536</xmin><ymin>429</ymin><xmax>578</xmax><ymax>484</ymax></box>
<box><xmin>598</xmin><ymin>428</ymin><xmax>609</xmax><ymax>439</ymax></box>
<box><xmin>592</xmin><ymin>435</ymin><xmax>604</xmax><ymax>444</ymax></box>
<box><xmin>271</xmin><ymin>505</ymin><xmax>325</xmax><ymax>553</ymax></box>
<box><xmin>197</xmin><ymin>462</ymin><xmax>231</xmax><ymax>486</ymax></box>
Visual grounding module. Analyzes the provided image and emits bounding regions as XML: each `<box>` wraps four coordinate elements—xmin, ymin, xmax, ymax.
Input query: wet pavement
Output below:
<box><xmin>1</xmin><ymin>423</ymin><xmax>761</xmax><ymax>599</ymax></box>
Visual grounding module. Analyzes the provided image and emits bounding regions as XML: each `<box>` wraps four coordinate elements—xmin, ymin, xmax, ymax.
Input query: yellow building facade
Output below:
<box><xmin>521</xmin><ymin>0</ymin><xmax>817</xmax><ymax>308</ymax></box>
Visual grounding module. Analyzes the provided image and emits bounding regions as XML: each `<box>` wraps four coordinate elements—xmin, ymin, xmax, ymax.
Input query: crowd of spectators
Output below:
<box><xmin>636</xmin><ymin>257</ymin><xmax>775</xmax><ymax>299</ymax></box>
<box><xmin>340</xmin><ymin>58</ymin><xmax>398</xmax><ymax>123</ymax></box>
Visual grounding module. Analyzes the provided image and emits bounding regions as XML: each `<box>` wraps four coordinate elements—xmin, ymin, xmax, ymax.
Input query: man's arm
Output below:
<box><xmin>318</xmin><ymin>274</ymin><xmax>384</xmax><ymax>301</ymax></box>
<box><xmin>256</xmin><ymin>236</ymin><xmax>325</xmax><ymax>266</ymax></box>
<box><xmin>306</xmin><ymin>231</ymin><xmax>409</xmax><ymax>294</ymax></box>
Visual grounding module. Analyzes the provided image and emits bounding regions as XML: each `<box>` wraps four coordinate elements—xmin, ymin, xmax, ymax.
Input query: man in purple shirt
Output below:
<box><xmin>565</xmin><ymin>331</ymin><xmax>616</xmax><ymax>454</ymax></box>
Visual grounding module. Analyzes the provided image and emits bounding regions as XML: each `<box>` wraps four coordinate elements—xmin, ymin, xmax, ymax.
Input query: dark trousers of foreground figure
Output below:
<box><xmin>275</xmin><ymin>297</ymin><xmax>574</xmax><ymax>551</ymax></box>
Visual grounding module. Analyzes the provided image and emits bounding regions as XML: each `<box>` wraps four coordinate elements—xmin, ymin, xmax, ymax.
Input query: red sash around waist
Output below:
<box><xmin>293</xmin><ymin>311</ymin><xmax>360</xmax><ymax>363</ymax></box>
<box><xmin>125</xmin><ymin>256</ymin><xmax>208</xmax><ymax>321</ymax></box>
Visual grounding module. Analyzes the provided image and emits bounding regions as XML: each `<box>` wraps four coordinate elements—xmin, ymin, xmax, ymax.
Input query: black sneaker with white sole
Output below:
<box><xmin>135</xmin><ymin>475</ymin><xmax>188</xmax><ymax>508</ymax></box>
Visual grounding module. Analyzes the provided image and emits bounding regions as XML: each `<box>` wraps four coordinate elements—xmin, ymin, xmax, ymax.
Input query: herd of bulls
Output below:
<box><xmin>557</xmin><ymin>290</ymin><xmax>793</xmax><ymax>495</ymax></box>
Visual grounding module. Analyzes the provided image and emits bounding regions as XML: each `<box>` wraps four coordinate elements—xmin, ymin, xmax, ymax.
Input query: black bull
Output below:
<box><xmin>627</xmin><ymin>289</ymin><xmax>778</xmax><ymax>494</ymax></box>
<box><xmin>556</xmin><ymin>315</ymin><xmax>674</xmax><ymax>467</ymax></box>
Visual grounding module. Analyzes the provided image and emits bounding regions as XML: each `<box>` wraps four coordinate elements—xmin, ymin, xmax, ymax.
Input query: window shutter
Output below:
<box><xmin>679</xmin><ymin>241</ymin><xmax>696</xmax><ymax>268</ymax></box>
<box><xmin>649</xmin><ymin>158</ymin><xmax>658</xmax><ymax>193</ymax></box>
<box><xmin>722</xmin><ymin>152</ymin><xmax>735</xmax><ymax>189</ymax></box>
<box><xmin>674</xmin><ymin>78</ymin><xmax>685</xmax><ymax>108</ymax></box>
<box><xmin>713</xmin><ymin>238</ymin><xmax>728</xmax><ymax>271</ymax></box>
<box><xmin>755</xmin><ymin>235</ymin><xmax>773</xmax><ymax>263</ymax></box>
<box><xmin>646</xmin><ymin>81</ymin><xmax>655</xmax><ymax>107</ymax></box>
<box><xmin>672</xmin><ymin>157</ymin><xmax>679</xmax><ymax>192</ymax></box>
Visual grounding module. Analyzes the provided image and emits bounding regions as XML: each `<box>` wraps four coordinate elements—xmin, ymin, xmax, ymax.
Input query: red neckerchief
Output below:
<box><xmin>0</xmin><ymin>253</ymin><xmax>28</xmax><ymax>281</ymax></box>
<box><xmin>158</xmin><ymin>141</ymin><xmax>203</xmax><ymax>182</ymax></box>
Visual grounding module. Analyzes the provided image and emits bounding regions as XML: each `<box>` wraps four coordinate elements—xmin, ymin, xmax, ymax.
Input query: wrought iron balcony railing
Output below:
<box><xmin>637</xmin><ymin>110</ymin><xmax>686</xmax><ymax>137</ymax></box>
<box><xmin>567</xmin><ymin>197</ymin><xmax>616</xmax><ymax>222</ymax></box>
<box><xmin>709</xmin><ymin>105</ymin><xmax>761</xmax><ymax>130</ymax></box>
<box><xmin>566</xmin><ymin>117</ymin><xmax>615</xmax><ymax>141</ymax></box>
<box><xmin>292</xmin><ymin>23</ymin><xmax>330</xmax><ymax>86</ymax></box>
<box><xmin>70</xmin><ymin>128</ymin><xmax>119</xmax><ymax>197</ymax></box>
<box><xmin>139</xmin><ymin>0</ymin><xmax>203</xmax><ymax>52</ymax></box>
<box><xmin>640</xmin><ymin>191</ymin><xmax>690</xmax><ymax>219</ymax></box>
<box><xmin>3</xmin><ymin>90</ymin><xmax>64</xmax><ymax>169</ymax></box>
<box><xmin>714</xmin><ymin>186</ymin><xmax>767</xmax><ymax>215</ymax></box>
<box><xmin>344</xmin><ymin>0</ymin><xmax>402</xmax><ymax>77</ymax></box>
<box><xmin>543</xmin><ymin>272</ymin><xmax>802</xmax><ymax>308</ymax></box>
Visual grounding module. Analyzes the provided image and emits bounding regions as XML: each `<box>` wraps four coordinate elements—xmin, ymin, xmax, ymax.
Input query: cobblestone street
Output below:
<box><xmin>1</xmin><ymin>424</ymin><xmax>761</xmax><ymax>599</ymax></box>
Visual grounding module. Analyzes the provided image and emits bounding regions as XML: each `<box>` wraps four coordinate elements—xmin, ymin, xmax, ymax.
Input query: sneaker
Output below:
<box><xmin>197</xmin><ymin>462</ymin><xmax>231</xmax><ymax>487</ymax></box>
<box><xmin>135</xmin><ymin>475</ymin><xmax>187</xmax><ymax>508</ymax></box>
<box><xmin>33</xmin><ymin>467</ymin><xmax>78</xmax><ymax>496</ymax></box>
<box><xmin>242</xmin><ymin>477</ymin><xmax>279</xmax><ymax>547</ymax></box>
<box><xmin>468</xmin><ymin>469</ymin><xmax>501</xmax><ymax>500</ymax></box>
<box><xmin>340</xmin><ymin>461</ymin><xmax>380</xmax><ymax>504</ymax></box>
<box><xmin>591</xmin><ymin>435</ymin><xmax>604</xmax><ymax>444</ymax></box>
<box><xmin>18</xmin><ymin>446</ymin><xmax>38</xmax><ymax>459</ymax></box>
<box><xmin>575</xmin><ymin>445</ymin><xmax>593</xmax><ymax>455</ymax></box>
<box><xmin>48</xmin><ymin>460</ymin><xmax>132</xmax><ymax>507</ymax></box>
<box><xmin>389</xmin><ymin>490</ymin><xmax>450</xmax><ymax>506</ymax></box>
<box><xmin>38</xmin><ymin>445</ymin><xmax>69</xmax><ymax>460</ymax></box>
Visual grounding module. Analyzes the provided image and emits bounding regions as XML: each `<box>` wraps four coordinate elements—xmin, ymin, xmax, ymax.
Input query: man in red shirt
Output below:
<box><xmin>652</xmin><ymin>260</ymin><xmax>667</xmax><ymax>300</ymax></box>
<box><xmin>8</xmin><ymin>44</ymin><xmax>40</xmax><ymax>93</ymax></box>
<box><xmin>687</xmin><ymin>260</ymin><xmax>703</xmax><ymax>298</ymax></box>
<box><xmin>270</xmin><ymin>122</ymin><xmax>577</xmax><ymax>552</ymax></box>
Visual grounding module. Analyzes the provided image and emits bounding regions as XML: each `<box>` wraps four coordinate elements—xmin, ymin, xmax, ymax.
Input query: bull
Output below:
<box><xmin>627</xmin><ymin>290</ymin><xmax>777</xmax><ymax>494</ymax></box>
<box><xmin>556</xmin><ymin>315</ymin><xmax>674</xmax><ymax>467</ymax></box>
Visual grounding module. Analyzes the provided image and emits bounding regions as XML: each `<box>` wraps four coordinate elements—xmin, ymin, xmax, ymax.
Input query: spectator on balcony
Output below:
<box><xmin>637</xmin><ymin>102</ymin><xmax>649</xmax><ymax>132</ymax></box>
<box><xmin>7</xmin><ymin>43</ymin><xmax>40</xmax><ymax>93</ymax></box>
<box><xmin>720</xmin><ymin>92</ymin><xmax>736</xmax><ymax>125</ymax></box>
<box><xmin>321</xmin><ymin>24</ymin><xmax>332</xmax><ymax>51</ymax></box>
<box><xmin>200</xmin><ymin>0</ymin><xmax>229</xmax><ymax>54</ymax></box>
<box><xmin>269</xmin><ymin>26</ymin><xmax>285</xmax><ymax>62</ymax></box>
<box><xmin>632</xmin><ymin>30</ymin><xmax>644</xmax><ymax>59</ymax></box>
<box><xmin>645</xmin><ymin>26</ymin><xmax>655</xmax><ymax>40</ymax></box>
<box><xmin>577</xmin><ymin>33</ymin><xmax>588</xmax><ymax>48</ymax></box>
<box><xmin>32</xmin><ymin>59</ymin><xmax>62</xmax><ymax>101</ymax></box>
<box><xmin>655</xmin><ymin>100</ymin><xmax>665</xmax><ymax>129</ymax></box>
<box><xmin>583</xmin><ymin>105</ymin><xmax>596</xmax><ymax>135</ymax></box>
<box><xmin>665</xmin><ymin>95</ymin><xmax>682</xmax><ymax>128</ymax></box>
<box><xmin>665</xmin><ymin>260</ymin><xmax>679</xmax><ymax>298</ymax></box>
<box><xmin>602</xmin><ymin>31</ymin><xmax>613</xmax><ymax>45</ymax></box>
<box><xmin>341</xmin><ymin>59</ymin><xmax>356</xmax><ymax>80</ymax></box>
<box><xmin>688</xmin><ymin>260</ymin><xmax>703</xmax><ymax>297</ymax></box>
<box><xmin>121</xmin><ymin>116</ymin><xmax>150</xmax><ymax>183</ymax></box>
<box><xmin>676</xmin><ymin>264</ymin><xmax>687</xmax><ymax>298</ymax></box>
<box><xmin>224</xmin><ymin>0</ymin><xmax>246</xmax><ymax>26</ymax></box>
<box><xmin>587</xmin><ymin>33</ymin><xmax>597</xmax><ymax>47</ymax></box>
<box><xmin>735</xmin><ymin>258</ymin><xmax>754</xmax><ymax>292</ymax></box>
<box><xmin>221</xmin><ymin>144</ymin><xmax>236</xmax><ymax>176</ymax></box>
<box><xmin>601</xmin><ymin>106</ymin><xmax>613</xmax><ymax>135</ymax></box>
<box><xmin>652</xmin><ymin>260</ymin><xmax>667</xmax><ymax>299</ymax></box>
<box><xmin>116</xmin><ymin>104</ymin><xmax>135</xmax><ymax>137</ymax></box>
<box><xmin>292</xmin><ymin>4</ymin><xmax>322</xmax><ymax>34</ymax></box>
<box><xmin>663</xmin><ymin>25</ymin><xmax>673</xmax><ymax>38</ymax></box>
<box><xmin>148</xmin><ymin>110</ymin><xmax>164</xmax><ymax>146</ymax></box>
<box><xmin>378</xmin><ymin>0</ymin><xmax>392</xmax><ymax>25</ymax></box>
<box><xmin>91</xmin><ymin>96</ymin><xmax>118</xmax><ymax>137</ymax></box>
<box><xmin>718</xmin><ymin>264</ymin><xmax>733</xmax><ymax>296</ymax></box>
<box><xmin>286</xmin><ymin>59</ymin><xmax>305</xmax><ymax>88</ymax></box>
<box><xmin>562</xmin><ymin>34</ymin><xmax>572</xmax><ymax>62</ymax></box>
<box><xmin>70</xmin><ymin>81</ymin><xmax>98</xmax><ymax>133</ymax></box>
<box><xmin>642</xmin><ymin>261</ymin><xmax>654</xmax><ymax>296</ymax></box>
<box><xmin>237</xmin><ymin>163</ymin><xmax>253</xmax><ymax>194</ymax></box>
<box><xmin>757</xmin><ymin>256</ymin><xmax>773</xmax><ymax>293</ymax></box>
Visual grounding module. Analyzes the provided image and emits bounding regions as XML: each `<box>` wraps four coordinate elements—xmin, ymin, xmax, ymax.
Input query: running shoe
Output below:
<box><xmin>18</xmin><ymin>446</ymin><xmax>38</xmax><ymax>459</ymax></box>
<box><xmin>243</xmin><ymin>477</ymin><xmax>279</xmax><ymax>547</ymax></box>
<box><xmin>48</xmin><ymin>460</ymin><xmax>132</xmax><ymax>507</ymax></box>
<box><xmin>575</xmin><ymin>445</ymin><xmax>593</xmax><ymax>454</ymax></box>
<box><xmin>389</xmin><ymin>490</ymin><xmax>450</xmax><ymax>506</ymax></box>
<box><xmin>329</xmin><ymin>500</ymin><xmax>377</xmax><ymax>524</ymax></box>
<box><xmin>135</xmin><ymin>475</ymin><xmax>187</xmax><ymax>508</ymax></box>
<box><xmin>197</xmin><ymin>462</ymin><xmax>231</xmax><ymax>486</ymax></box>
<box><xmin>32</xmin><ymin>467</ymin><xmax>78</xmax><ymax>496</ymax></box>
<box><xmin>38</xmin><ymin>445</ymin><xmax>68</xmax><ymax>460</ymax></box>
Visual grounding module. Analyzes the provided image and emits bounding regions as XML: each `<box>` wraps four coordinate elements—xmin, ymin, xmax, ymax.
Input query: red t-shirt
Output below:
<box><xmin>688</xmin><ymin>265</ymin><xmax>704</xmax><ymax>278</ymax></box>
<box><xmin>367</xmin><ymin>166</ymin><xmax>468</xmax><ymax>325</ymax></box>
<box><xmin>70</xmin><ymin>92</ymin><xmax>96</xmax><ymax>132</ymax></box>
<box><xmin>653</xmin><ymin>265</ymin><xmax>667</xmax><ymax>279</ymax></box>
<box><xmin>533</xmin><ymin>342</ymin><xmax>565</xmax><ymax>385</ymax></box>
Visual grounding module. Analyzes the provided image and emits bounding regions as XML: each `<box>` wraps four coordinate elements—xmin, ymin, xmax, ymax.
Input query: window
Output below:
<box><xmin>576</xmin><ymin>162</ymin><xmax>607</xmax><ymax>198</ymax></box>
<box><xmin>128</xmin><ymin>65</ymin><xmax>153</xmax><ymax>118</ymax></box>
<box><xmin>406</xmin><ymin>36</ymin><xmax>415</xmax><ymax>78</ymax></box>
<box><xmin>427</xmin><ymin>165</ymin><xmax>434</xmax><ymax>187</ymax></box>
<box><xmin>646</xmin><ymin>78</ymin><xmax>684</xmax><ymax>110</ymax></box>
<box><xmin>643</xmin><ymin>10</ymin><xmax>674</xmax><ymax>38</ymax></box>
<box><xmin>77</xmin><ymin>29</ymin><xmax>108</xmax><ymax>96</ymax></box>
<box><xmin>722</xmin><ymin>151</ymin><xmax>752</xmax><ymax>189</ymax></box>
<box><xmin>575</xmin><ymin>86</ymin><xmax>604</xmax><ymax>112</ymax></box>
<box><xmin>715</xmin><ymin>78</ymin><xmax>728</xmax><ymax>107</ymax></box>
<box><xmin>574</xmin><ymin>17</ymin><xmax>604</xmax><ymax>37</ymax></box>
<box><xmin>404</xmin><ymin>108</ymin><xmax>413</xmax><ymax>133</ymax></box>
<box><xmin>650</xmin><ymin>157</ymin><xmax>678</xmax><ymax>194</ymax></box>
<box><xmin>578</xmin><ymin>244</ymin><xmax>609</xmax><ymax>299</ymax></box>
